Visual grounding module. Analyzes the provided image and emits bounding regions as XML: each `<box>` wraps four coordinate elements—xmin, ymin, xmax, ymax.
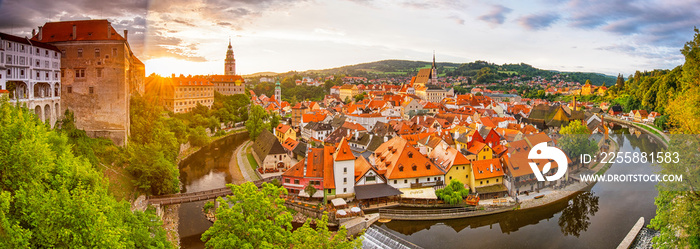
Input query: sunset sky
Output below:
<box><xmin>1</xmin><ymin>0</ymin><xmax>698</xmax><ymax>77</ymax></box>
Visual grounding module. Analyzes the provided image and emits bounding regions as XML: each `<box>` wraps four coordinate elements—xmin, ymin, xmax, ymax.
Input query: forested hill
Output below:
<box><xmin>302</xmin><ymin>59</ymin><xmax>615</xmax><ymax>85</ymax></box>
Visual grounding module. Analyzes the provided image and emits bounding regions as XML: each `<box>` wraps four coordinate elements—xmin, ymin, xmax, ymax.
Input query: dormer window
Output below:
<box><xmin>426</xmin><ymin>164</ymin><xmax>431</xmax><ymax>170</ymax></box>
<box><xmin>412</xmin><ymin>165</ymin><xmax>417</xmax><ymax>171</ymax></box>
<box><xmin>399</xmin><ymin>165</ymin><xmax>404</xmax><ymax>172</ymax></box>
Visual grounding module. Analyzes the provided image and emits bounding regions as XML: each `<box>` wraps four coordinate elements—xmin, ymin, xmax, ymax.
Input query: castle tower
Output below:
<box><xmin>430</xmin><ymin>51</ymin><xmax>438</xmax><ymax>85</ymax></box>
<box><xmin>225</xmin><ymin>38</ymin><xmax>236</xmax><ymax>75</ymax></box>
<box><xmin>275</xmin><ymin>79</ymin><xmax>281</xmax><ymax>103</ymax></box>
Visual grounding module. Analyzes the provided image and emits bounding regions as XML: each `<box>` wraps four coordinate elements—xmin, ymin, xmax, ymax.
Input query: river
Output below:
<box><xmin>178</xmin><ymin>132</ymin><xmax>249</xmax><ymax>249</ymax></box>
<box><xmin>379</xmin><ymin>127</ymin><xmax>664</xmax><ymax>248</ymax></box>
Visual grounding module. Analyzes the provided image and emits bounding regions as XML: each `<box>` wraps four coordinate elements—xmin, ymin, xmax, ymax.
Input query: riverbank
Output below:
<box><xmin>234</xmin><ymin>140</ymin><xmax>261</xmax><ymax>181</ymax></box>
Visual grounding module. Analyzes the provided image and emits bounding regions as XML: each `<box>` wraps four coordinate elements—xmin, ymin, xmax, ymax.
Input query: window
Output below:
<box><xmin>394</xmin><ymin>180</ymin><xmax>397</xmax><ymax>184</ymax></box>
<box><xmin>89</xmin><ymin>87</ymin><xmax>94</xmax><ymax>94</ymax></box>
<box><xmin>45</xmin><ymin>72</ymin><xmax>49</xmax><ymax>79</ymax></box>
<box><xmin>328</xmin><ymin>189</ymin><xmax>332</xmax><ymax>194</ymax></box>
<box><xmin>112</xmin><ymin>48</ymin><xmax>117</xmax><ymax>56</ymax></box>
<box><xmin>366</xmin><ymin>176</ymin><xmax>376</xmax><ymax>182</ymax></box>
<box><xmin>20</xmin><ymin>70</ymin><xmax>24</xmax><ymax>76</ymax></box>
<box><xmin>75</xmin><ymin>69</ymin><xmax>85</xmax><ymax>78</ymax></box>
<box><xmin>343</xmin><ymin>178</ymin><xmax>347</xmax><ymax>183</ymax></box>
<box><xmin>343</xmin><ymin>188</ymin><xmax>347</xmax><ymax>193</ymax></box>
<box><xmin>480</xmin><ymin>181</ymin><xmax>483</xmax><ymax>185</ymax></box>
<box><xmin>496</xmin><ymin>178</ymin><xmax>499</xmax><ymax>182</ymax></box>
<box><xmin>284</xmin><ymin>178</ymin><xmax>290</xmax><ymax>183</ymax></box>
<box><xmin>61</xmin><ymin>50</ymin><xmax>66</xmax><ymax>58</ymax></box>
<box><xmin>67</xmin><ymin>86</ymin><xmax>72</xmax><ymax>93</ymax></box>
<box><xmin>449</xmin><ymin>176</ymin><xmax>453</xmax><ymax>180</ymax></box>
<box><xmin>404</xmin><ymin>179</ymin><xmax>408</xmax><ymax>183</ymax></box>
<box><xmin>60</xmin><ymin>69</ymin><xmax>65</xmax><ymax>78</ymax></box>
<box><xmin>94</xmin><ymin>48</ymin><xmax>100</xmax><ymax>58</ymax></box>
<box><xmin>343</xmin><ymin>167</ymin><xmax>347</xmax><ymax>173</ymax></box>
<box><xmin>77</xmin><ymin>48</ymin><xmax>83</xmax><ymax>57</ymax></box>
<box><xmin>486</xmin><ymin>180</ymin><xmax>489</xmax><ymax>184</ymax></box>
<box><xmin>36</xmin><ymin>72</ymin><xmax>40</xmax><ymax>79</ymax></box>
<box><xmin>97</xmin><ymin>68</ymin><xmax>103</xmax><ymax>77</ymax></box>
<box><xmin>35</xmin><ymin>48</ymin><xmax>38</xmax><ymax>54</ymax></box>
<box><xmin>293</xmin><ymin>179</ymin><xmax>299</xmax><ymax>185</ymax></box>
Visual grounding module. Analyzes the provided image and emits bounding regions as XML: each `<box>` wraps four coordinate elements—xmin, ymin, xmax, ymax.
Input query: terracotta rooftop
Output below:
<box><xmin>472</xmin><ymin>158</ymin><xmax>505</xmax><ymax>180</ymax></box>
<box><xmin>32</xmin><ymin>20</ymin><xmax>125</xmax><ymax>43</ymax></box>
<box><xmin>373</xmin><ymin>137</ymin><xmax>445</xmax><ymax>180</ymax></box>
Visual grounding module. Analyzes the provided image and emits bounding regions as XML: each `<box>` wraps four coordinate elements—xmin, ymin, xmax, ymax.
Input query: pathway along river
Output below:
<box><xmin>379</xmin><ymin>127</ymin><xmax>663</xmax><ymax>248</ymax></box>
<box><xmin>177</xmin><ymin>127</ymin><xmax>663</xmax><ymax>248</ymax></box>
<box><xmin>178</xmin><ymin>132</ymin><xmax>249</xmax><ymax>249</ymax></box>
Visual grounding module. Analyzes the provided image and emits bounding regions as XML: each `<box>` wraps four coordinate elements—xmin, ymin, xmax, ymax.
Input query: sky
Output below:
<box><xmin>1</xmin><ymin>0</ymin><xmax>698</xmax><ymax>77</ymax></box>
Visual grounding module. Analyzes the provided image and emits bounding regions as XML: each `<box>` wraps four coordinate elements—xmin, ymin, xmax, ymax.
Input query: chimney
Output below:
<box><xmin>32</xmin><ymin>29</ymin><xmax>36</xmax><ymax>37</ymax></box>
<box><xmin>38</xmin><ymin>26</ymin><xmax>43</xmax><ymax>41</ymax></box>
<box><xmin>123</xmin><ymin>30</ymin><xmax>128</xmax><ymax>40</ymax></box>
<box><xmin>490</xmin><ymin>164</ymin><xmax>493</xmax><ymax>173</ymax></box>
<box><xmin>72</xmin><ymin>25</ymin><xmax>76</xmax><ymax>40</ymax></box>
<box><xmin>572</xmin><ymin>96</ymin><xmax>577</xmax><ymax>111</ymax></box>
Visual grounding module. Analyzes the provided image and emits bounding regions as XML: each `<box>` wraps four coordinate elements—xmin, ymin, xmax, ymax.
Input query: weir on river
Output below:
<box><xmin>362</xmin><ymin>225</ymin><xmax>423</xmax><ymax>249</ymax></box>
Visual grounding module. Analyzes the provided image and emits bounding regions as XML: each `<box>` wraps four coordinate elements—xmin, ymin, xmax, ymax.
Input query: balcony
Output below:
<box><xmin>410</xmin><ymin>180</ymin><xmax>444</xmax><ymax>189</ymax></box>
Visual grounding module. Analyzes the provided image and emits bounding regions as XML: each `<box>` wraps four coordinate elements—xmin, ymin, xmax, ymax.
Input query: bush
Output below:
<box><xmin>435</xmin><ymin>180</ymin><xmax>470</xmax><ymax>205</ymax></box>
<box><xmin>203</xmin><ymin>201</ymin><xmax>215</xmax><ymax>213</ymax></box>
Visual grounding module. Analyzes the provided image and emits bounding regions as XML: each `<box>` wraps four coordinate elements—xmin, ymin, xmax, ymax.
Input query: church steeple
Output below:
<box><xmin>432</xmin><ymin>50</ymin><xmax>436</xmax><ymax>68</ymax></box>
<box><xmin>225</xmin><ymin>37</ymin><xmax>236</xmax><ymax>75</ymax></box>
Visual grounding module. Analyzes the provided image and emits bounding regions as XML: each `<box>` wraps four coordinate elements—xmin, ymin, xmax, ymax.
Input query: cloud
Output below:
<box><xmin>518</xmin><ymin>12</ymin><xmax>560</xmax><ymax>30</ymax></box>
<box><xmin>478</xmin><ymin>4</ymin><xmax>512</xmax><ymax>26</ymax></box>
<box><xmin>565</xmin><ymin>0</ymin><xmax>700</xmax><ymax>47</ymax></box>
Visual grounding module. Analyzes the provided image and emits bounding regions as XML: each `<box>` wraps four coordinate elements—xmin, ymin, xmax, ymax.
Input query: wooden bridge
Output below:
<box><xmin>147</xmin><ymin>176</ymin><xmax>280</xmax><ymax>205</ymax></box>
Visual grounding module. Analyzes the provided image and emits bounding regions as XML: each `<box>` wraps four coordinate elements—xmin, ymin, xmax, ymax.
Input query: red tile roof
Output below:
<box><xmin>32</xmin><ymin>20</ymin><xmax>125</xmax><ymax>43</ymax></box>
<box><xmin>323</xmin><ymin>146</ymin><xmax>336</xmax><ymax>189</ymax></box>
<box><xmin>334</xmin><ymin>138</ymin><xmax>356</xmax><ymax>161</ymax></box>
<box><xmin>472</xmin><ymin>158</ymin><xmax>505</xmax><ymax>180</ymax></box>
<box><xmin>374</xmin><ymin>137</ymin><xmax>445</xmax><ymax>180</ymax></box>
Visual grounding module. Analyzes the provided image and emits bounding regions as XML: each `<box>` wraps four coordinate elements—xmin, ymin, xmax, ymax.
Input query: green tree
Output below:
<box><xmin>435</xmin><ymin>180</ymin><xmax>470</xmax><ymax>205</ymax></box>
<box><xmin>269</xmin><ymin>112</ymin><xmax>280</xmax><ymax>132</ymax></box>
<box><xmin>188</xmin><ymin>126</ymin><xmax>210</xmax><ymax>147</ymax></box>
<box><xmin>202</xmin><ymin>182</ymin><xmax>361</xmax><ymax>249</ymax></box>
<box><xmin>616</xmin><ymin>73</ymin><xmax>625</xmax><ymax>88</ymax></box>
<box><xmin>649</xmin><ymin>135</ymin><xmax>700</xmax><ymax>248</ymax></box>
<box><xmin>558</xmin><ymin>121</ymin><xmax>598</xmax><ymax>164</ymax></box>
<box><xmin>304</xmin><ymin>183</ymin><xmax>317</xmax><ymax>198</ymax></box>
<box><xmin>0</xmin><ymin>100</ymin><xmax>172</xmax><ymax>248</ymax></box>
<box><xmin>291</xmin><ymin>213</ymin><xmax>361</xmax><ymax>249</ymax></box>
<box><xmin>246</xmin><ymin>105</ymin><xmax>269</xmax><ymax>141</ymax></box>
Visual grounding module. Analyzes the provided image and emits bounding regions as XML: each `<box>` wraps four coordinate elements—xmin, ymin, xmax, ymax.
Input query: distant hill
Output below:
<box><xmin>248</xmin><ymin>59</ymin><xmax>616</xmax><ymax>85</ymax></box>
<box><xmin>243</xmin><ymin>72</ymin><xmax>279</xmax><ymax>78</ymax></box>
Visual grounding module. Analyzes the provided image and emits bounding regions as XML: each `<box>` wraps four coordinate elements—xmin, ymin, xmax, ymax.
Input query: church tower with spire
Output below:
<box><xmin>275</xmin><ymin>79</ymin><xmax>282</xmax><ymax>103</ymax></box>
<box><xmin>430</xmin><ymin>51</ymin><xmax>438</xmax><ymax>85</ymax></box>
<box><xmin>225</xmin><ymin>38</ymin><xmax>236</xmax><ymax>75</ymax></box>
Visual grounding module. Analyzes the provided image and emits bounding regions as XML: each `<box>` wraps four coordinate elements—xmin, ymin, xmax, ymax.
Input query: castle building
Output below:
<box><xmin>225</xmin><ymin>39</ymin><xmax>236</xmax><ymax>75</ymax></box>
<box><xmin>206</xmin><ymin>40</ymin><xmax>245</xmax><ymax>95</ymax></box>
<box><xmin>146</xmin><ymin>74</ymin><xmax>214</xmax><ymax>114</ymax></box>
<box><xmin>208</xmin><ymin>74</ymin><xmax>244</xmax><ymax>95</ymax></box>
<box><xmin>32</xmin><ymin>20</ymin><xmax>145</xmax><ymax>146</ymax></box>
<box><xmin>0</xmin><ymin>32</ymin><xmax>62</xmax><ymax>126</ymax></box>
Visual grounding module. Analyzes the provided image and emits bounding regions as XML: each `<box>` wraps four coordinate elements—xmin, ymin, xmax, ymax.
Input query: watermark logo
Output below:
<box><xmin>528</xmin><ymin>142</ymin><xmax>568</xmax><ymax>181</ymax></box>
